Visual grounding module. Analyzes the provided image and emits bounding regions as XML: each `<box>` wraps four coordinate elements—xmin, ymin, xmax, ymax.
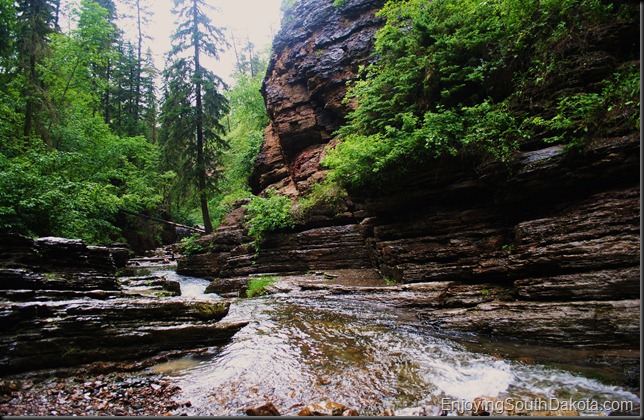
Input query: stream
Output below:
<box><xmin>149</xmin><ymin>268</ymin><xmax>639</xmax><ymax>416</ymax></box>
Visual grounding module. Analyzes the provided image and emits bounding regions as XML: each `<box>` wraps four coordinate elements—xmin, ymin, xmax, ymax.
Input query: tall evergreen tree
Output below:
<box><xmin>121</xmin><ymin>0</ymin><xmax>152</xmax><ymax>129</ymax></box>
<box><xmin>158</xmin><ymin>0</ymin><xmax>228</xmax><ymax>233</ymax></box>
<box><xmin>75</xmin><ymin>0</ymin><xmax>116</xmax><ymax>116</ymax></box>
<box><xmin>15</xmin><ymin>0</ymin><xmax>58</xmax><ymax>146</ymax></box>
<box><xmin>92</xmin><ymin>0</ymin><xmax>118</xmax><ymax>126</ymax></box>
<box><xmin>140</xmin><ymin>47</ymin><xmax>158</xmax><ymax>141</ymax></box>
<box><xmin>111</xmin><ymin>40</ymin><xmax>137</xmax><ymax>135</ymax></box>
<box><xmin>1</xmin><ymin>0</ymin><xmax>16</xmax><ymax>57</ymax></box>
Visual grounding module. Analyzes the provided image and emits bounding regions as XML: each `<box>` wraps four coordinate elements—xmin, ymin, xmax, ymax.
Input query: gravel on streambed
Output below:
<box><xmin>0</xmin><ymin>358</ymin><xmax>194</xmax><ymax>416</ymax></box>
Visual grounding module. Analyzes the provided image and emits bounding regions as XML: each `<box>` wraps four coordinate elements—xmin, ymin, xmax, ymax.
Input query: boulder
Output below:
<box><xmin>246</xmin><ymin>402</ymin><xmax>281</xmax><ymax>416</ymax></box>
<box><xmin>298</xmin><ymin>401</ymin><xmax>354</xmax><ymax>416</ymax></box>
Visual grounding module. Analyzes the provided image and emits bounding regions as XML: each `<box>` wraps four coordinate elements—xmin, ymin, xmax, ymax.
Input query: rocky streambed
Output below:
<box><xmin>163</xmin><ymin>270</ymin><xmax>638</xmax><ymax>416</ymax></box>
<box><xmin>1</xmin><ymin>236</ymin><xmax>640</xmax><ymax>416</ymax></box>
<box><xmin>0</xmin><ymin>235</ymin><xmax>245</xmax><ymax>387</ymax></box>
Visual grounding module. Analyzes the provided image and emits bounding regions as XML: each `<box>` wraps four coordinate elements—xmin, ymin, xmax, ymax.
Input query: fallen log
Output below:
<box><xmin>120</xmin><ymin>210</ymin><xmax>205</xmax><ymax>233</ymax></box>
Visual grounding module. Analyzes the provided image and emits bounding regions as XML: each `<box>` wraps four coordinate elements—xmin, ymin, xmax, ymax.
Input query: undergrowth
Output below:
<box><xmin>322</xmin><ymin>0</ymin><xmax>638</xmax><ymax>190</ymax></box>
<box><xmin>246</xmin><ymin>275</ymin><xmax>278</xmax><ymax>298</ymax></box>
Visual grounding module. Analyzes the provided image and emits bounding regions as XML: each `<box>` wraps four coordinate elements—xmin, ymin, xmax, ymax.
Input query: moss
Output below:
<box><xmin>193</xmin><ymin>302</ymin><xmax>229</xmax><ymax>321</ymax></box>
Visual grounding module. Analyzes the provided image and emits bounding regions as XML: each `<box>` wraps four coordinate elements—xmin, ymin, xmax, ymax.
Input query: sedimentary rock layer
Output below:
<box><xmin>179</xmin><ymin>0</ymin><xmax>640</xmax><ymax>349</ymax></box>
<box><xmin>0</xmin><ymin>234</ymin><xmax>245</xmax><ymax>375</ymax></box>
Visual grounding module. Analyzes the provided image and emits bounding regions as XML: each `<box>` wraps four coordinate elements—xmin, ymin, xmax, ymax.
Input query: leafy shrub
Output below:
<box><xmin>246</xmin><ymin>275</ymin><xmax>277</xmax><ymax>298</ymax></box>
<box><xmin>0</xmin><ymin>150</ymin><xmax>123</xmax><ymax>243</ymax></box>
<box><xmin>207</xmin><ymin>63</ymin><xmax>268</xmax><ymax>229</ymax></box>
<box><xmin>294</xmin><ymin>179</ymin><xmax>349</xmax><ymax>220</ymax></box>
<box><xmin>244</xmin><ymin>190</ymin><xmax>295</xmax><ymax>247</ymax></box>
<box><xmin>178</xmin><ymin>233</ymin><xmax>204</xmax><ymax>256</ymax></box>
<box><xmin>528</xmin><ymin>64</ymin><xmax>640</xmax><ymax>147</ymax></box>
<box><xmin>323</xmin><ymin>0</ymin><xmax>637</xmax><ymax>189</ymax></box>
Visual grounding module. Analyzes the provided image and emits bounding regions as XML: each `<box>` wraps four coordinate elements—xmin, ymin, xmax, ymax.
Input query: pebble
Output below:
<box><xmin>0</xmin><ymin>371</ymin><xmax>187</xmax><ymax>416</ymax></box>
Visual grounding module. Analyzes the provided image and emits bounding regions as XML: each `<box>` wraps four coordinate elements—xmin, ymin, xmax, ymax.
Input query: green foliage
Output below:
<box><xmin>0</xmin><ymin>129</ymin><xmax>166</xmax><ymax>244</ymax></box>
<box><xmin>220</xmin><ymin>70</ymin><xmax>268</xmax><ymax>192</ymax></box>
<box><xmin>244</xmin><ymin>190</ymin><xmax>294</xmax><ymax>247</ymax></box>
<box><xmin>208</xmin><ymin>60</ymin><xmax>270</xmax><ymax>228</ymax></box>
<box><xmin>178</xmin><ymin>233</ymin><xmax>204</xmax><ymax>256</ymax></box>
<box><xmin>384</xmin><ymin>277</ymin><xmax>397</xmax><ymax>286</ymax></box>
<box><xmin>294</xmin><ymin>178</ymin><xmax>349</xmax><ymax>220</ymax></box>
<box><xmin>528</xmin><ymin>64</ymin><xmax>640</xmax><ymax>147</ymax></box>
<box><xmin>0</xmin><ymin>0</ymin><xmax>182</xmax><ymax>248</ymax></box>
<box><xmin>0</xmin><ymin>150</ymin><xmax>120</xmax><ymax>243</ymax></box>
<box><xmin>324</xmin><ymin>0</ymin><xmax>637</xmax><ymax>189</ymax></box>
<box><xmin>333</xmin><ymin>0</ymin><xmax>347</xmax><ymax>8</ymax></box>
<box><xmin>0</xmin><ymin>0</ymin><xmax>15</xmax><ymax>58</ymax></box>
<box><xmin>246</xmin><ymin>275</ymin><xmax>277</xmax><ymax>298</ymax></box>
<box><xmin>158</xmin><ymin>0</ymin><xmax>230</xmax><ymax>234</ymax></box>
<box><xmin>501</xmin><ymin>243</ymin><xmax>516</xmax><ymax>253</ymax></box>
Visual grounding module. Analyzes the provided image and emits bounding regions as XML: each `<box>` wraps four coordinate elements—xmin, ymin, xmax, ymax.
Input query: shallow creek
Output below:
<box><xmin>150</xmin><ymin>269</ymin><xmax>639</xmax><ymax>416</ymax></box>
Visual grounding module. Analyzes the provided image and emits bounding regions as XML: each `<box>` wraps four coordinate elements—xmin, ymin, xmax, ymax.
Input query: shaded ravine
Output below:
<box><xmin>153</xmin><ymin>268</ymin><xmax>640</xmax><ymax>416</ymax></box>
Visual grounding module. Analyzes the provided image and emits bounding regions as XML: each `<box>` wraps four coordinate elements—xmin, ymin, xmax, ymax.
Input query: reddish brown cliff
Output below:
<box><xmin>250</xmin><ymin>0</ymin><xmax>387</xmax><ymax>195</ymax></box>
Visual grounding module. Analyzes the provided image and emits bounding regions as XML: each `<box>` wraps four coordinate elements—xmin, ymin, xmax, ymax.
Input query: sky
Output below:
<box><xmin>130</xmin><ymin>0</ymin><xmax>283</xmax><ymax>84</ymax></box>
<box><xmin>61</xmin><ymin>0</ymin><xmax>283</xmax><ymax>85</ymax></box>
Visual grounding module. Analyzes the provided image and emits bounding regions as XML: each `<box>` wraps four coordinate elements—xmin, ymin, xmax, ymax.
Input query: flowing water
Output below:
<box><xmin>149</xmin><ymin>269</ymin><xmax>639</xmax><ymax>416</ymax></box>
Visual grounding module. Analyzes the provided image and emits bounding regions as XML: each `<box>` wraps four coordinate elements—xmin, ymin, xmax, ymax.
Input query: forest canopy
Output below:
<box><xmin>0</xmin><ymin>0</ymin><xmax>270</xmax><ymax>247</ymax></box>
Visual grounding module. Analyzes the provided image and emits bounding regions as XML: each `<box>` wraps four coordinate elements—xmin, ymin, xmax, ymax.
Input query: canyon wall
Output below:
<box><xmin>179</xmin><ymin>0</ymin><xmax>640</xmax><ymax>349</ymax></box>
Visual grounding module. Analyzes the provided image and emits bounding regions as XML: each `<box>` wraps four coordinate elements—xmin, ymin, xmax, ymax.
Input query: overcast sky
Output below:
<box><xmin>61</xmin><ymin>0</ymin><xmax>283</xmax><ymax>84</ymax></box>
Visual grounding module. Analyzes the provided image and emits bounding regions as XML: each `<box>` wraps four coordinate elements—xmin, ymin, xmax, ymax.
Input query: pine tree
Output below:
<box><xmin>158</xmin><ymin>0</ymin><xmax>228</xmax><ymax>233</ymax></box>
<box><xmin>121</xmin><ymin>0</ymin><xmax>152</xmax><ymax>129</ymax></box>
<box><xmin>15</xmin><ymin>0</ymin><xmax>58</xmax><ymax>147</ymax></box>
<box><xmin>140</xmin><ymin>48</ymin><xmax>158</xmax><ymax>142</ymax></box>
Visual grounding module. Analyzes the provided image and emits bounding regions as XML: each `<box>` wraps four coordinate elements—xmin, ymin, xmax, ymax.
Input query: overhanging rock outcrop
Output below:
<box><xmin>251</xmin><ymin>0</ymin><xmax>387</xmax><ymax>195</ymax></box>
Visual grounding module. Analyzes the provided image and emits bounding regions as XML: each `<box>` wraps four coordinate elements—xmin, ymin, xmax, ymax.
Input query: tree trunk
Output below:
<box><xmin>104</xmin><ymin>58</ymin><xmax>111</xmax><ymax>125</ymax></box>
<box><xmin>135</xmin><ymin>0</ymin><xmax>142</xmax><ymax>126</ymax></box>
<box><xmin>193</xmin><ymin>0</ymin><xmax>213</xmax><ymax>234</ymax></box>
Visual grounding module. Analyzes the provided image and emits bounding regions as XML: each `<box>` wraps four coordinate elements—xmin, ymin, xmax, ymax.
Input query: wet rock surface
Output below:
<box><xmin>0</xmin><ymin>234</ymin><xmax>124</xmax><ymax>295</ymax></box>
<box><xmin>0</xmin><ymin>236</ymin><xmax>246</xmax><ymax>376</ymax></box>
<box><xmin>297</xmin><ymin>400</ymin><xmax>358</xmax><ymax>416</ymax></box>
<box><xmin>246</xmin><ymin>401</ymin><xmax>282</xmax><ymax>416</ymax></box>
<box><xmin>252</xmin><ymin>0</ymin><xmax>387</xmax><ymax>194</ymax></box>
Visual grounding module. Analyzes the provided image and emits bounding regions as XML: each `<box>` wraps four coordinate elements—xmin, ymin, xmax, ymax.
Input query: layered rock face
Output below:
<box><xmin>251</xmin><ymin>0</ymin><xmax>387</xmax><ymax>195</ymax></box>
<box><xmin>179</xmin><ymin>0</ymin><xmax>639</xmax><ymax>349</ymax></box>
<box><xmin>0</xmin><ymin>234</ymin><xmax>245</xmax><ymax>375</ymax></box>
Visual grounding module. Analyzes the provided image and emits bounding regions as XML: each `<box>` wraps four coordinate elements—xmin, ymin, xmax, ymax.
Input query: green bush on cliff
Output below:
<box><xmin>294</xmin><ymin>179</ymin><xmax>349</xmax><ymax>221</ymax></box>
<box><xmin>179</xmin><ymin>233</ymin><xmax>204</xmax><ymax>255</ymax></box>
<box><xmin>244</xmin><ymin>190</ymin><xmax>295</xmax><ymax>247</ymax></box>
<box><xmin>322</xmin><ymin>0</ymin><xmax>638</xmax><ymax>189</ymax></box>
<box><xmin>527</xmin><ymin>64</ymin><xmax>640</xmax><ymax>147</ymax></box>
